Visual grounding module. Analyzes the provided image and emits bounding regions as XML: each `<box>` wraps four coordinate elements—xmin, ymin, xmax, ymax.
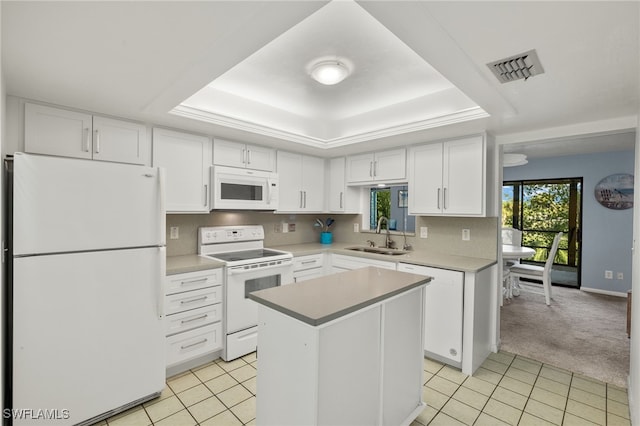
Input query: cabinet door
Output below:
<box><xmin>92</xmin><ymin>116</ymin><xmax>148</xmax><ymax>165</ymax></box>
<box><xmin>397</xmin><ymin>263</ymin><xmax>463</xmax><ymax>364</ymax></box>
<box><xmin>408</xmin><ymin>143</ymin><xmax>443</xmax><ymax>215</ymax></box>
<box><xmin>276</xmin><ymin>151</ymin><xmax>303</xmax><ymax>211</ymax></box>
<box><xmin>213</xmin><ymin>139</ymin><xmax>246</xmax><ymax>169</ymax></box>
<box><xmin>301</xmin><ymin>155</ymin><xmax>325</xmax><ymax>212</ymax></box>
<box><xmin>346</xmin><ymin>153</ymin><xmax>374</xmax><ymax>183</ymax></box>
<box><xmin>245</xmin><ymin>143</ymin><xmax>275</xmax><ymax>171</ymax></box>
<box><xmin>373</xmin><ymin>148</ymin><xmax>406</xmax><ymax>181</ymax></box>
<box><xmin>443</xmin><ymin>136</ymin><xmax>485</xmax><ymax>215</ymax></box>
<box><xmin>152</xmin><ymin>128</ymin><xmax>211</xmax><ymax>213</ymax></box>
<box><xmin>24</xmin><ymin>103</ymin><xmax>93</xmax><ymax>160</ymax></box>
<box><xmin>328</xmin><ymin>157</ymin><xmax>346</xmax><ymax>212</ymax></box>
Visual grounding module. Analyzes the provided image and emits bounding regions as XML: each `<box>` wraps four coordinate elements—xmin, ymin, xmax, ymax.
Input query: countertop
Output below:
<box><xmin>166</xmin><ymin>254</ymin><xmax>224</xmax><ymax>275</ymax></box>
<box><xmin>272</xmin><ymin>242</ymin><xmax>496</xmax><ymax>273</ymax></box>
<box><xmin>248</xmin><ymin>267</ymin><xmax>431</xmax><ymax>326</ymax></box>
<box><xmin>166</xmin><ymin>242</ymin><xmax>496</xmax><ymax>275</ymax></box>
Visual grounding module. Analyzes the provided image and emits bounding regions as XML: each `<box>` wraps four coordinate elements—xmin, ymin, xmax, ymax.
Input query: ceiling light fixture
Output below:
<box><xmin>503</xmin><ymin>153</ymin><xmax>528</xmax><ymax>167</ymax></box>
<box><xmin>310</xmin><ymin>60</ymin><xmax>350</xmax><ymax>85</ymax></box>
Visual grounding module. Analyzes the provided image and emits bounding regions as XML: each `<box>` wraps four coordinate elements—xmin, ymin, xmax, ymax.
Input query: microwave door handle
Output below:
<box><xmin>266</xmin><ymin>180</ymin><xmax>272</xmax><ymax>204</ymax></box>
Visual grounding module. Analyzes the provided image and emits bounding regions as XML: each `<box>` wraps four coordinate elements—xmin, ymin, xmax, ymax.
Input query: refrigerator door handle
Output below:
<box><xmin>158</xmin><ymin>167</ymin><xmax>167</xmax><ymax>245</ymax></box>
<box><xmin>158</xmin><ymin>246</ymin><xmax>166</xmax><ymax>319</ymax></box>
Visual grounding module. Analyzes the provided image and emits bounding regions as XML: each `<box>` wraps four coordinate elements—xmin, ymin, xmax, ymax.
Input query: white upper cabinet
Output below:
<box><xmin>152</xmin><ymin>128</ymin><xmax>212</xmax><ymax>213</ymax></box>
<box><xmin>213</xmin><ymin>139</ymin><xmax>275</xmax><ymax>172</ymax></box>
<box><xmin>409</xmin><ymin>135</ymin><xmax>486</xmax><ymax>216</ymax></box>
<box><xmin>277</xmin><ymin>151</ymin><xmax>325</xmax><ymax>212</ymax></box>
<box><xmin>346</xmin><ymin>148</ymin><xmax>406</xmax><ymax>184</ymax></box>
<box><xmin>328</xmin><ymin>157</ymin><xmax>361</xmax><ymax>213</ymax></box>
<box><xmin>24</xmin><ymin>103</ymin><xmax>148</xmax><ymax>165</ymax></box>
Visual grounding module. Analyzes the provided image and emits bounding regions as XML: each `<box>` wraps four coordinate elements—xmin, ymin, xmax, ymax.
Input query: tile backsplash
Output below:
<box><xmin>166</xmin><ymin>212</ymin><xmax>497</xmax><ymax>260</ymax></box>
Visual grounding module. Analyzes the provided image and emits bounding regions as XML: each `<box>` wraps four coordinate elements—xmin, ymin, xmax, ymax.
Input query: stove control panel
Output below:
<box><xmin>199</xmin><ymin>225</ymin><xmax>265</xmax><ymax>245</ymax></box>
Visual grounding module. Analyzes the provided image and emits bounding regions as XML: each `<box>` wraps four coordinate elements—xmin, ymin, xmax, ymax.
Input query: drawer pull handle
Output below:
<box><xmin>180</xmin><ymin>278</ymin><xmax>208</xmax><ymax>286</ymax></box>
<box><xmin>180</xmin><ymin>338</ymin><xmax>208</xmax><ymax>350</ymax></box>
<box><xmin>301</xmin><ymin>260</ymin><xmax>316</xmax><ymax>265</ymax></box>
<box><xmin>181</xmin><ymin>314</ymin><xmax>208</xmax><ymax>324</ymax></box>
<box><xmin>180</xmin><ymin>296</ymin><xmax>208</xmax><ymax>305</ymax></box>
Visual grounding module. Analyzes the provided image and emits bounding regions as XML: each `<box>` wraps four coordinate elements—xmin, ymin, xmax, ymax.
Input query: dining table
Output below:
<box><xmin>502</xmin><ymin>244</ymin><xmax>536</xmax><ymax>260</ymax></box>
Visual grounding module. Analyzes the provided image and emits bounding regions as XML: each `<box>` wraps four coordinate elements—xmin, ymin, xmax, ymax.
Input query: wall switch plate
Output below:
<box><xmin>353</xmin><ymin>223</ymin><xmax>359</xmax><ymax>232</ymax></box>
<box><xmin>617</xmin><ymin>272</ymin><xmax>624</xmax><ymax>280</ymax></box>
<box><xmin>462</xmin><ymin>229</ymin><xmax>471</xmax><ymax>241</ymax></box>
<box><xmin>420</xmin><ymin>227</ymin><xmax>428</xmax><ymax>238</ymax></box>
<box><xmin>282</xmin><ymin>222</ymin><xmax>288</xmax><ymax>233</ymax></box>
<box><xmin>170</xmin><ymin>227</ymin><xmax>179</xmax><ymax>239</ymax></box>
<box><xmin>605</xmin><ymin>270</ymin><xmax>613</xmax><ymax>279</ymax></box>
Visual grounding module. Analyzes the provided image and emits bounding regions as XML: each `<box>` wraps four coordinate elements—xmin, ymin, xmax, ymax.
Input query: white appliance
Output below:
<box><xmin>198</xmin><ymin>226</ymin><xmax>293</xmax><ymax>360</ymax></box>
<box><xmin>4</xmin><ymin>153</ymin><xmax>166</xmax><ymax>426</ymax></box>
<box><xmin>210</xmin><ymin>165</ymin><xmax>279</xmax><ymax>210</ymax></box>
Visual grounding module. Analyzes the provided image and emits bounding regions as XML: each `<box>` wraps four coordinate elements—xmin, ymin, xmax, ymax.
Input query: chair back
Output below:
<box><xmin>502</xmin><ymin>227</ymin><xmax>523</xmax><ymax>246</ymax></box>
<box><xmin>544</xmin><ymin>232</ymin><xmax>563</xmax><ymax>274</ymax></box>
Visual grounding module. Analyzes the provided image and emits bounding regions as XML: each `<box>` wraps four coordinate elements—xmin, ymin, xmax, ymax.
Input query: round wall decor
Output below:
<box><xmin>594</xmin><ymin>173</ymin><xmax>634</xmax><ymax>210</ymax></box>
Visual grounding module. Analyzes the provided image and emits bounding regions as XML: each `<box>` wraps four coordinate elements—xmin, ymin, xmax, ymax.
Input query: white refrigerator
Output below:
<box><xmin>5</xmin><ymin>153</ymin><xmax>166</xmax><ymax>425</ymax></box>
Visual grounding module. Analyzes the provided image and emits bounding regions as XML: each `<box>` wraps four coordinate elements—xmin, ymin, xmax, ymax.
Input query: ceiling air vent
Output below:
<box><xmin>487</xmin><ymin>49</ymin><xmax>544</xmax><ymax>83</ymax></box>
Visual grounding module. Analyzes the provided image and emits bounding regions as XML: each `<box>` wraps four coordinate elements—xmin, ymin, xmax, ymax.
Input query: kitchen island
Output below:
<box><xmin>249</xmin><ymin>267</ymin><xmax>432</xmax><ymax>426</ymax></box>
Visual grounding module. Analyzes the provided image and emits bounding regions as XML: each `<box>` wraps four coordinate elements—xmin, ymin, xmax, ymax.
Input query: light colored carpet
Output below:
<box><xmin>500</xmin><ymin>284</ymin><xmax>630</xmax><ymax>388</ymax></box>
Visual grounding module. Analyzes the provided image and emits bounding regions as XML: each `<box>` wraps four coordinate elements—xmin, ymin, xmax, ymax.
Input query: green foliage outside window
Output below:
<box><xmin>503</xmin><ymin>181</ymin><xmax>581</xmax><ymax>266</ymax></box>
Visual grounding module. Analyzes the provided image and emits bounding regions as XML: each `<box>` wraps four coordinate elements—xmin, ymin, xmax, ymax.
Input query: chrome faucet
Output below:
<box><xmin>376</xmin><ymin>216</ymin><xmax>396</xmax><ymax>249</ymax></box>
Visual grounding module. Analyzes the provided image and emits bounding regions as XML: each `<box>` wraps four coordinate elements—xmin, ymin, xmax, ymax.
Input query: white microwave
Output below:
<box><xmin>210</xmin><ymin>165</ymin><xmax>279</xmax><ymax>210</ymax></box>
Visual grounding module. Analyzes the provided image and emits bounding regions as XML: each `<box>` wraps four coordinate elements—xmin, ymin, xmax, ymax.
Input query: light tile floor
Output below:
<box><xmin>99</xmin><ymin>350</ymin><xmax>630</xmax><ymax>426</ymax></box>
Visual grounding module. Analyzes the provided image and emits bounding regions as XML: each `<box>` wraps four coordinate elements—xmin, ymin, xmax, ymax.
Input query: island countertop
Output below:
<box><xmin>248</xmin><ymin>267</ymin><xmax>431</xmax><ymax>327</ymax></box>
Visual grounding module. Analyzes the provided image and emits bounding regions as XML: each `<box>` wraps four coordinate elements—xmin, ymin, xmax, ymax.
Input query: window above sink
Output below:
<box><xmin>367</xmin><ymin>185</ymin><xmax>415</xmax><ymax>235</ymax></box>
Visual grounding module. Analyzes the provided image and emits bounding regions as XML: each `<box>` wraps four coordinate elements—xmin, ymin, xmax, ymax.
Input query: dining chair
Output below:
<box><xmin>508</xmin><ymin>232</ymin><xmax>563</xmax><ymax>306</ymax></box>
<box><xmin>501</xmin><ymin>227</ymin><xmax>523</xmax><ymax>303</ymax></box>
<box><xmin>501</xmin><ymin>227</ymin><xmax>523</xmax><ymax>246</ymax></box>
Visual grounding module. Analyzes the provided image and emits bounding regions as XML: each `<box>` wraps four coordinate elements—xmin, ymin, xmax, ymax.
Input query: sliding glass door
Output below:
<box><xmin>503</xmin><ymin>178</ymin><xmax>582</xmax><ymax>287</ymax></box>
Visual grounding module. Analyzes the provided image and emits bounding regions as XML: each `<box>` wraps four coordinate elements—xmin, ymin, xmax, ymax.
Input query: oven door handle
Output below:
<box><xmin>227</xmin><ymin>261</ymin><xmax>292</xmax><ymax>276</ymax></box>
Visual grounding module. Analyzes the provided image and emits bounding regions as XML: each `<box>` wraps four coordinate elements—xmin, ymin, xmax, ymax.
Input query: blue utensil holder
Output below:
<box><xmin>320</xmin><ymin>232</ymin><xmax>333</xmax><ymax>244</ymax></box>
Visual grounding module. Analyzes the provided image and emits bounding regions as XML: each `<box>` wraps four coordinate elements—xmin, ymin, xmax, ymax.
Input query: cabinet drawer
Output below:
<box><xmin>165</xmin><ymin>286</ymin><xmax>222</xmax><ymax>315</ymax></box>
<box><xmin>331</xmin><ymin>254</ymin><xmax>395</xmax><ymax>271</ymax></box>
<box><xmin>165</xmin><ymin>303</ymin><xmax>222</xmax><ymax>336</ymax></box>
<box><xmin>166</xmin><ymin>269</ymin><xmax>223</xmax><ymax>295</ymax></box>
<box><xmin>293</xmin><ymin>254</ymin><xmax>324</xmax><ymax>271</ymax></box>
<box><xmin>294</xmin><ymin>267</ymin><xmax>324</xmax><ymax>283</ymax></box>
<box><xmin>166</xmin><ymin>322</ymin><xmax>222</xmax><ymax>367</ymax></box>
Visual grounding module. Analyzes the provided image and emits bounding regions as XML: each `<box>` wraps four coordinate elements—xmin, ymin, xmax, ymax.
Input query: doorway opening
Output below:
<box><xmin>502</xmin><ymin>178</ymin><xmax>583</xmax><ymax>287</ymax></box>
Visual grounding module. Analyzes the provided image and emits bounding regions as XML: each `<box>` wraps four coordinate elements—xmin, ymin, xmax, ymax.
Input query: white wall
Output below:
<box><xmin>503</xmin><ymin>150</ymin><xmax>634</xmax><ymax>295</ymax></box>
<box><xmin>628</xmin><ymin>15</ymin><xmax>639</xmax><ymax>420</ymax></box>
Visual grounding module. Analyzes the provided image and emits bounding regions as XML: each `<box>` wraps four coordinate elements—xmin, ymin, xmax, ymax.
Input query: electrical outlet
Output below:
<box><xmin>274</xmin><ymin>223</ymin><xmax>281</xmax><ymax>233</ymax></box>
<box><xmin>353</xmin><ymin>223</ymin><xmax>359</xmax><ymax>232</ymax></box>
<box><xmin>605</xmin><ymin>270</ymin><xmax>613</xmax><ymax>279</ymax></box>
<box><xmin>420</xmin><ymin>227</ymin><xmax>428</xmax><ymax>238</ymax></box>
<box><xmin>169</xmin><ymin>227</ymin><xmax>179</xmax><ymax>239</ymax></box>
<box><xmin>282</xmin><ymin>222</ymin><xmax>288</xmax><ymax>233</ymax></box>
<box><xmin>462</xmin><ymin>229</ymin><xmax>471</xmax><ymax>241</ymax></box>
<box><xmin>617</xmin><ymin>272</ymin><xmax>624</xmax><ymax>280</ymax></box>
<box><xmin>288</xmin><ymin>223</ymin><xmax>296</xmax><ymax>232</ymax></box>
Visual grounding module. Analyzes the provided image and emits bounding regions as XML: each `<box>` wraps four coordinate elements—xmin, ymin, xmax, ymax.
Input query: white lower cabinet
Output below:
<box><xmin>397</xmin><ymin>263</ymin><xmax>464</xmax><ymax>366</ymax></box>
<box><xmin>256</xmin><ymin>286</ymin><xmax>425</xmax><ymax>425</ymax></box>
<box><xmin>330</xmin><ymin>253</ymin><xmax>396</xmax><ymax>274</ymax></box>
<box><xmin>293</xmin><ymin>253</ymin><xmax>325</xmax><ymax>283</ymax></box>
<box><xmin>164</xmin><ymin>269</ymin><xmax>223</xmax><ymax>368</ymax></box>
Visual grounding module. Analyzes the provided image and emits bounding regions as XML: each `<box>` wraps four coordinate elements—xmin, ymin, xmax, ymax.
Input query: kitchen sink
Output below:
<box><xmin>345</xmin><ymin>246</ymin><xmax>409</xmax><ymax>256</ymax></box>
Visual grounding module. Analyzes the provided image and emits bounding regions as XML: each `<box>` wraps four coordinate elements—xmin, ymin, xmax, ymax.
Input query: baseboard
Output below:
<box><xmin>580</xmin><ymin>287</ymin><xmax>628</xmax><ymax>298</ymax></box>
